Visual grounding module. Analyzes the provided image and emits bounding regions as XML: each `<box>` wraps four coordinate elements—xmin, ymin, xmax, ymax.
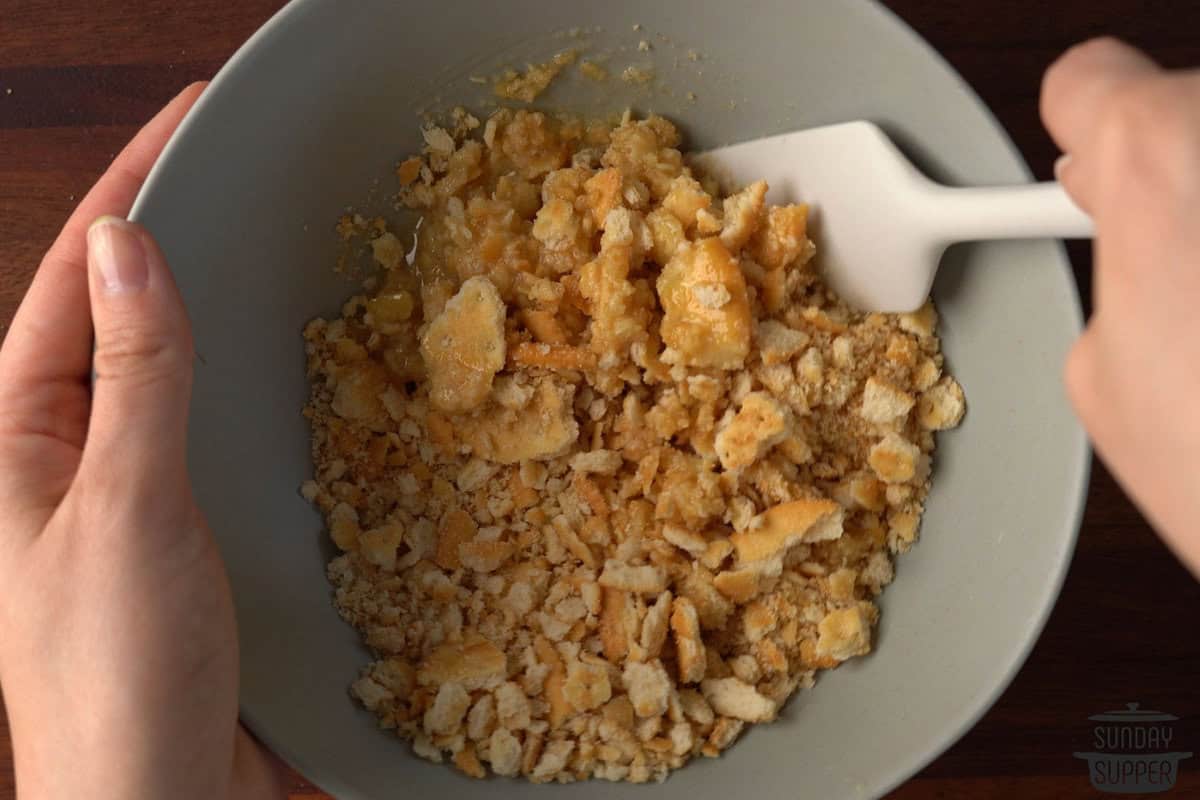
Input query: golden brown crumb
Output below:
<box><xmin>302</xmin><ymin>108</ymin><xmax>964</xmax><ymax>783</ymax></box>
<box><xmin>494</xmin><ymin>50</ymin><xmax>578</xmax><ymax>103</ymax></box>
<box><xmin>579</xmin><ymin>60</ymin><xmax>609</xmax><ymax>82</ymax></box>
<box><xmin>621</xmin><ymin>65</ymin><xmax>655</xmax><ymax>85</ymax></box>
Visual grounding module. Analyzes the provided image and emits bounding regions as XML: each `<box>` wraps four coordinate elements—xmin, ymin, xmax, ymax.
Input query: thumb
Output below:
<box><xmin>82</xmin><ymin>217</ymin><xmax>194</xmax><ymax>487</ymax></box>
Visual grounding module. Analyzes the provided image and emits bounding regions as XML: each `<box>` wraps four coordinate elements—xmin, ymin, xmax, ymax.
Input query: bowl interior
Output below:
<box><xmin>130</xmin><ymin>1</ymin><xmax>1087</xmax><ymax>798</ymax></box>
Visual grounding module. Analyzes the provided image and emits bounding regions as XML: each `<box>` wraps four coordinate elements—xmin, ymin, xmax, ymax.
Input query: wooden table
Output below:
<box><xmin>1</xmin><ymin>2</ymin><xmax>1197</xmax><ymax>797</ymax></box>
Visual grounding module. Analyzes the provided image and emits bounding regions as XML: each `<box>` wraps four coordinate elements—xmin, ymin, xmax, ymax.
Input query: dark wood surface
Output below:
<box><xmin>1</xmin><ymin>2</ymin><xmax>1198</xmax><ymax>797</ymax></box>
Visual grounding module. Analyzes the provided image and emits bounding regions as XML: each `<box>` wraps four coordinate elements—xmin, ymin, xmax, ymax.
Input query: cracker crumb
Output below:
<box><xmin>621</xmin><ymin>65</ymin><xmax>655</xmax><ymax>85</ymax></box>
<box><xmin>302</xmin><ymin>108</ymin><xmax>963</xmax><ymax>783</ymax></box>
<box><xmin>815</xmin><ymin>603</ymin><xmax>876</xmax><ymax>661</ymax></box>
<box><xmin>700</xmin><ymin>677</ymin><xmax>776</xmax><ymax>722</ymax></box>
<box><xmin>599</xmin><ymin>560</ymin><xmax>669</xmax><ymax>595</ymax></box>
<box><xmin>860</xmin><ymin>376</ymin><xmax>915</xmax><ymax>424</ymax></box>
<box><xmin>420</xmin><ymin>277</ymin><xmax>506</xmax><ymax>414</ymax></box>
<box><xmin>868</xmin><ymin>433</ymin><xmax>921</xmax><ymax>484</ymax></box>
<box><xmin>579</xmin><ymin>60</ymin><xmax>609</xmax><ymax>81</ymax></box>
<box><xmin>624</xmin><ymin>660</ymin><xmax>672</xmax><ymax>718</ymax></box>
<box><xmin>918</xmin><ymin>376</ymin><xmax>966</xmax><ymax>430</ymax></box>
<box><xmin>494</xmin><ymin>50</ymin><xmax>578</xmax><ymax>102</ymax></box>
<box><xmin>714</xmin><ymin>392</ymin><xmax>789</xmax><ymax>471</ymax></box>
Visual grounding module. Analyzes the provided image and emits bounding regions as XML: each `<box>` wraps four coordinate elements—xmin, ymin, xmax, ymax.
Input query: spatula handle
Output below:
<box><xmin>930</xmin><ymin>181</ymin><xmax>1093</xmax><ymax>244</ymax></box>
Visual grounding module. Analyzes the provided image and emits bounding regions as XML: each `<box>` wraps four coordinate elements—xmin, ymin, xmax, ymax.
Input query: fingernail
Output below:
<box><xmin>87</xmin><ymin>216</ymin><xmax>149</xmax><ymax>294</ymax></box>
<box><xmin>1054</xmin><ymin>154</ymin><xmax>1073</xmax><ymax>182</ymax></box>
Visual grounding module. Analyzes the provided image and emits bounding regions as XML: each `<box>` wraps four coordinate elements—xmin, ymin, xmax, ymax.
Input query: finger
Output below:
<box><xmin>0</xmin><ymin>82</ymin><xmax>206</xmax><ymax>446</ymax></box>
<box><xmin>1041</xmin><ymin>37</ymin><xmax>1159</xmax><ymax>157</ymax></box>
<box><xmin>80</xmin><ymin>218</ymin><xmax>194</xmax><ymax>489</ymax></box>
<box><xmin>230</xmin><ymin>726</ymin><xmax>285</xmax><ymax>800</ymax></box>
<box><xmin>1053</xmin><ymin>153</ymin><xmax>1092</xmax><ymax>214</ymax></box>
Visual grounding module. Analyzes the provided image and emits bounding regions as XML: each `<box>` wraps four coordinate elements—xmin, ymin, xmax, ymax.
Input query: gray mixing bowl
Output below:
<box><xmin>129</xmin><ymin>1</ymin><xmax>1089</xmax><ymax>797</ymax></box>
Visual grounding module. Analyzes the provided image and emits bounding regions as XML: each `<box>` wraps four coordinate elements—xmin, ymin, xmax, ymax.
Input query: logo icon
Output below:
<box><xmin>1074</xmin><ymin>703</ymin><xmax>1192</xmax><ymax>794</ymax></box>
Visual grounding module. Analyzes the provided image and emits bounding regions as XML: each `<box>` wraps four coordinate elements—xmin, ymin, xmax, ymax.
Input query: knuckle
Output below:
<box><xmin>1096</xmin><ymin>78</ymin><xmax>1200</xmax><ymax>191</ymax></box>
<box><xmin>1097</xmin><ymin>80</ymin><xmax>1150</xmax><ymax>140</ymax></box>
<box><xmin>1099</xmin><ymin>78</ymin><xmax>1176</xmax><ymax>143</ymax></box>
<box><xmin>1141</xmin><ymin>88</ymin><xmax>1194</xmax><ymax>149</ymax></box>
<box><xmin>93</xmin><ymin>322</ymin><xmax>194</xmax><ymax>386</ymax></box>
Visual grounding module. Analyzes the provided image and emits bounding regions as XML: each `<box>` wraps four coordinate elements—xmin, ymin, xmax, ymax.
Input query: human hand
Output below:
<box><xmin>1042</xmin><ymin>38</ymin><xmax>1200</xmax><ymax>578</ymax></box>
<box><xmin>0</xmin><ymin>84</ymin><xmax>280</xmax><ymax>798</ymax></box>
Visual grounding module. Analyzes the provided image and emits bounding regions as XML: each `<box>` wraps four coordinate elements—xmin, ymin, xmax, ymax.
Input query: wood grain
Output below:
<box><xmin>1</xmin><ymin>1</ymin><xmax>1198</xmax><ymax>798</ymax></box>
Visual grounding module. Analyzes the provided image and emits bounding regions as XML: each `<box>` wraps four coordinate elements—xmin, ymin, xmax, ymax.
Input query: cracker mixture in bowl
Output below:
<box><xmin>301</xmin><ymin>108</ymin><xmax>965</xmax><ymax>783</ymax></box>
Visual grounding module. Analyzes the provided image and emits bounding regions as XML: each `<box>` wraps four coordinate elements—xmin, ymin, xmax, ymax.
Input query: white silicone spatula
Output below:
<box><xmin>692</xmin><ymin>121</ymin><xmax>1093</xmax><ymax>313</ymax></box>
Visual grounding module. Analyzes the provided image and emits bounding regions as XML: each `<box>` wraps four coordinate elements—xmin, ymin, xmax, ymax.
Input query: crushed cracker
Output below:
<box><xmin>302</xmin><ymin>108</ymin><xmax>963</xmax><ymax>784</ymax></box>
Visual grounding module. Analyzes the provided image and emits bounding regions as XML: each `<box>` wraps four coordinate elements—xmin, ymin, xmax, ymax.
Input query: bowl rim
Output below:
<box><xmin>129</xmin><ymin>0</ymin><xmax>1091</xmax><ymax>796</ymax></box>
<box><xmin>861</xmin><ymin>4</ymin><xmax>1090</xmax><ymax>797</ymax></box>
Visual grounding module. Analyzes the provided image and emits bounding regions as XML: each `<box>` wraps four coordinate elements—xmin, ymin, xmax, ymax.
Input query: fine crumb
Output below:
<box><xmin>579</xmin><ymin>60</ymin><xmax>609</xmax><ymax>82</ymax></box>
<box><xmin>494</xmin><ymin>49</ymin><xmax>578</xmax><ymax>103</ymax></box>
<box><xmin>621</xmin><ymin>65</ymin><xmax>655</xmax><ymax>85</ymax></box>
<box><xmin>301</xmin><ymin>105</ymin><xmax>964</xmax><ymax>784</ymax></box>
